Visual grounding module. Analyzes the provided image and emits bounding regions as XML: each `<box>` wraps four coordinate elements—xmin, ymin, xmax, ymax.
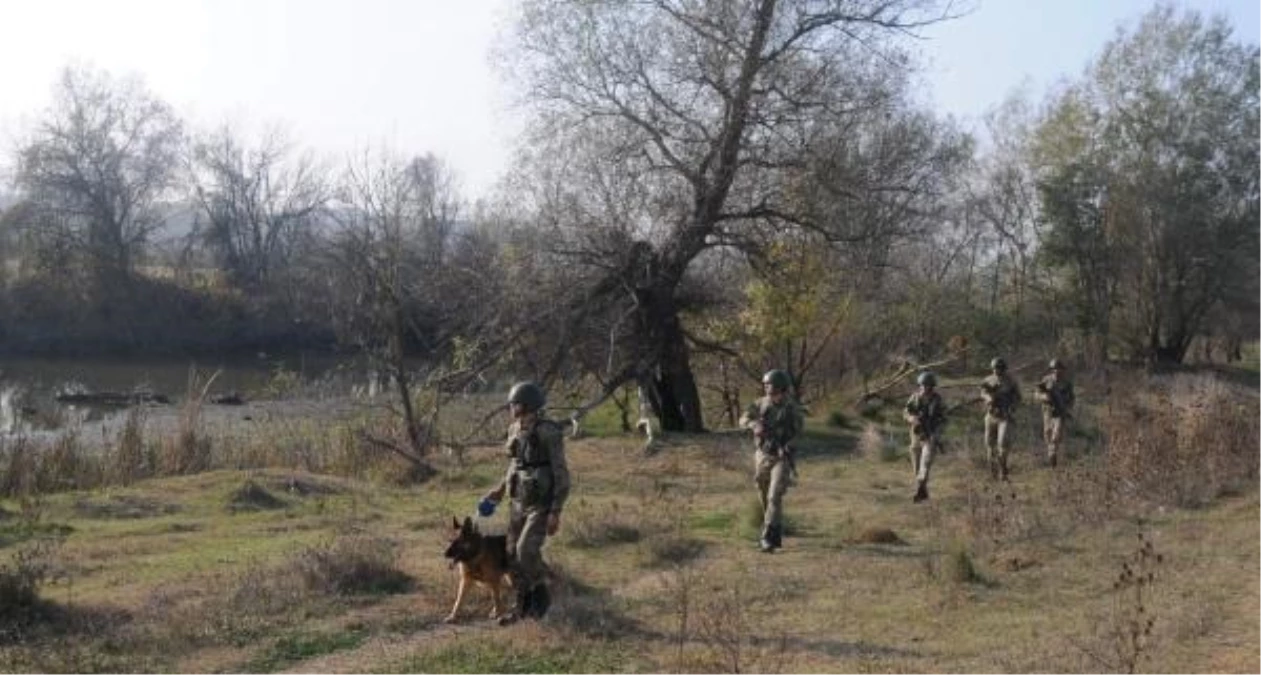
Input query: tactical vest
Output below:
<box><xmin>508</xmin><ymin>420</ymin><xmax>557</xmax><ymax>509</ymax></box>
<box><xmin>1041</xmin><ymin>378</ymin><xmax>1073</xmax><ymax>418</ymax></box>
<box><xmin>756</xmin><ymin>398</ymin><xmax>797</xmax><ymax>453</ymax></box>
<box><xmin>985</xmin><ymin>376</ymin><xmax>1019</xmax><ymax>418</ymax></box>
<box><xmin>908</xmin><ymin>392</ymin><xmax>944</xmax><ymax>436</ymax></box>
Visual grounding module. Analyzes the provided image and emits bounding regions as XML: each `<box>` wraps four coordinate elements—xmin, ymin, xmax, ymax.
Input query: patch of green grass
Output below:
<box><xmin>826</xmin><ymin>409</ymin><xmax>860</xmax><ymax>429</ymax></box>
<box><xmin>794</xmin><ymin>424</ymin><xmax>859</xmax><ymax>458</ymax></box>
<box><xmin>0</xmin><ymin>521</ymin><xmax>74</xmax><ymax>548</ymax></box>
<box><xmin>688</xmin><ymin>510</ymin><xmax>735</xmax><ymax>533</ymax></box>
<box><xmin>245</xmin><ymin>628</ymin><xmax>368</xmax><ymax>672</ymax></box>
<box><xmin>738</xmin><ymin>496</ymin><xmax>801</xmax><ymax>538</ymax></box>
<box><xmin>388</xmin><ymin>638</ymin><xmax>630</xmax><ymax>673</ymax></box>
<box><xmin>435</xmin><ymin>463</ymin><xmax>501</xmax><ymax>491</ymax></box>
<box><xmin>576</xmin><ymin>397</ymin><xmax>632</xmax><ymax>438</ymax></box>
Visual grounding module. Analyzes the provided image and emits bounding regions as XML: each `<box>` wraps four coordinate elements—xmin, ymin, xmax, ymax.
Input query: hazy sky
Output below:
<box><xmin>1</xmin><ymin>0</ymin><xmax>1257</xmax><ymax>200</ymax></box>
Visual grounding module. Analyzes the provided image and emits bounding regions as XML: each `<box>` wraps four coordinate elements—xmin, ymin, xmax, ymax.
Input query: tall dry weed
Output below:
<box><xmin>35</xmin><ymin>431</ymin><xmax>102</xmax><ymax>493</ymax></box>
<box><xmin>1102</xmin><ymin>373</ymin><xmax>1258</xmax><ymax>508</ymax></box>
<box><xmin>662</xmin><ymin>564</ymin><xmax>796</xmax><ymax>674</ymax></box>
<box><xmin>107</xmin><ymin>406</ymin><xmax>151</xmax><ymax>486</ymax></box>
<box><xmin>1075</xmin><ymin>533</ymin><xmax>1163</xmax><ymax>674</ymax></box>
<box><xmin>157</xmin><ymin>369</ymin><xmax>219</xmax><ymax>475</ymax></box>
<box><xmin>0</xmin><ymin>436</ymin><xmax>36</xmax><ymax>497</ymax></box>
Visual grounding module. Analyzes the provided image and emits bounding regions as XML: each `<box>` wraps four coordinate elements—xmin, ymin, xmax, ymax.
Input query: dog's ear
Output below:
<box><xmin>462</xmin><ymin>516</ymin><xmax>473</xmax><ymax>532</ymax></box>
<box><xmin>451</xmin><ymin>516</ymin><xmax>461</xmax><ymax>530</ymax></box>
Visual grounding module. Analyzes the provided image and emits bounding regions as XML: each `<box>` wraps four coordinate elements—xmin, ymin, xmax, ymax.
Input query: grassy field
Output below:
<box><xmin>1</xmin><ymin>372</ymin><xmax>1257</xmax><ymax>673</ymax></box>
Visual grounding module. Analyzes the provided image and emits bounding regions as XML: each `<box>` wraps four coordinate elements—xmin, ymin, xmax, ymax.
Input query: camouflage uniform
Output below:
<box><xmin>980</xmin><ymin>371</ymin><xmax>1022</xmax><ymax>480</ymax></box>
<box><xmin>500</xmin><ymin>416</ymin><xmax>570</xmax><ymax>616</ymax></box>
<box><xmin>904</xmin><ymin>387</ymin><xmax>945</xmax><ymax>502</ymax></box>
<box><xmin>1037</xmin><ymin>371</ymin><xmax>1075</xmax><ymax>467</ymax></box>
<box><xmin>740</xmin><ymin>394</ymin><xmax>803</xmax><ymax>551</ymax></box>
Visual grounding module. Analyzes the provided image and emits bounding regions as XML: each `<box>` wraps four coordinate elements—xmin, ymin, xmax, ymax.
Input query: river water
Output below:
<box><xmin>0</xmin><ymin>354</ymin><xmax>379</xmax><ymax>438</ymax></box>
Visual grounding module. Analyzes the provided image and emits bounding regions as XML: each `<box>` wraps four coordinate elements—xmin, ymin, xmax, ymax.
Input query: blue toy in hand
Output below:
<box><xmin>477</xmin><ymin>497</ymin><xmax>497</xmax><ymax>518</ymax></box>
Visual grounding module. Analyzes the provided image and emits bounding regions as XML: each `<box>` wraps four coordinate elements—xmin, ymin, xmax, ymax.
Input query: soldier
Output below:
<box><xmin>1036</xmin><ymin>359</ymin><xmax>1075</xmax><ymax>467</ymax></box>
<box><xmin>482</xmin><ymin>381</ymin><xmax>571</xmax><ymax>624</ymax></box>
<box><xmin>739</xmin><ymin>369</ymin><xmax>804</xmax><ymax>553</ymax></box>
<box><xmin>904</xmin><ymin>371</ymin><xmax>946</xmax><ymax>503</ymax></box>
<box><xmin>980</xmin><ymin>357</ymin><xmax>1022</xmax><ymax>481</ymax></box>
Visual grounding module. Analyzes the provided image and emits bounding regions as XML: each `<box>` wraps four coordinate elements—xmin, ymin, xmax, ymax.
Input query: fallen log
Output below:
<box><xmin>209</xmin><ymin>392</ymin><xmax>246</xmax><ymax>406</ymax></box>
<box><xmin>55</xmin><ymin>391</ymin><xmax>171</xmax><ymax>406</ymax></box>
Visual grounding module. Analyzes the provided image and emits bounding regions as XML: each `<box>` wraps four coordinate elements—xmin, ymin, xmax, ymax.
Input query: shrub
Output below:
<box><xmin>826</xmin><ymin>409</ymin><xmax>853</xmax><ymax>428</ymax></box>
<box><xmin>1101</xmin><ymin>373</ymin><xmax>1259</xmax><ymax>508</ymax></box>
<box><xmin>565</xmin><ymin>500</ymin><xmax>642</xmax><ymax>549</ymax></box>
<box><xmin>228</xmin><ymin>480</ymin><xmax>288</xmax><ymax>512</ymax></box>
<box><xmin>292</xmin><ymin>534</ymin><xmax>413</xmax><ymax>595</ymax></box>
<box><xmin>940</xmin><ymin>541</ymin><xmax>987</xmax><ymax>585</ymax></box>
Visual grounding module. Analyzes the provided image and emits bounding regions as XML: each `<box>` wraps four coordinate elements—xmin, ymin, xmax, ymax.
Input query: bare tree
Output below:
<box><xmin>967</xmin><ymin>94</ymin><xmax>1040</xmax><ymax>344</ymax></box>
<box><xmin>190</xmin><ymin>124</ymin><xmax>329</xmax><ymax>293</ymax></box>
<box><xmin>323</xmin><ymin>149</ymin><xmax>513</xmax><ymax>469</ymax></box>
<box><xmin>504</xmin><ymin>0</ymin><xmax>965</xmax><ymax>431</ymax></box>
<box><xmin>14</xmin><ymin>65</ymin><xmax>183</xmax><ymax>284</ymax></box>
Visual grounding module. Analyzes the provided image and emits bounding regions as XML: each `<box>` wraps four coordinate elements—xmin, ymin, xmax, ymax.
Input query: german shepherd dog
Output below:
<box><xmin>443</xmin><ymin>516</ymin><xmax>512</xmax><ymax>623</ymax></box>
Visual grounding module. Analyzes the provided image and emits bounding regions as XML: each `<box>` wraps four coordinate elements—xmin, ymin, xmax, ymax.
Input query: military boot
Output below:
<box><xmin>528</xmin><ymin>584</ymin><xmax>551</xmax><ymax>618</ymax></box>
<box><xmin>759</xmin><ymin>525</ymin><xmax>775</xmax><ymax>553</ymax></box>
<box><xmin>912</xmin><ymin>480</ymin><xmax>929</xmax><ymax>503</ymax></box>
<box><xmin>999</xmin><ymin>457</ymin><xmax>1010</xmax><ymax>482</ymax></box>
<box><xmin>498</xmin><ymin>586</ymin><xmax>531</xmax><ymax>626</ymax></box>
<box><xmin>770</xmin><ymin>524</ymin><xmax>783</xmax><ymax>550</ymax></box>
<box><xmin>1048</xmin><ymin>453</ymin><xmax>1058</xmax><ymax>468</ymax></box>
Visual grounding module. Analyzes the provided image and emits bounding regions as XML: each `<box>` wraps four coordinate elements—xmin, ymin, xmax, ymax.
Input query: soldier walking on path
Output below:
<box><xmin>482</xmin><ymin>381</ymin><xmax>571</xmax><ymax>624</ymax></box>
<box><xmin>981</xmin><ymin>357</ymin><xmax>1022</xmax><ymax>481</ymax></box>
<box><xmin>1036</xmin><ymin>359</ymin><xmax>1075</xmax><ymax>468</ymax></box>
<box><xmin>904</xmin><ymin>371</ymin><xmax>946</xmax><ymax>503</ymax></box>
<box><xmin>739</xmin><ymin>369</ymin><xmax>804</xmax><ymax>553</ymax></box>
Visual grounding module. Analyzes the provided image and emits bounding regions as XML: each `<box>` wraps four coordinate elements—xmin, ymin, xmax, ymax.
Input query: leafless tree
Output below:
<box><xmin>13</xmin><ymin>65</ymin><xmax>184</xmax><ymax>284</ymax></box>
<box><xmin>190</xmin><ymin>124</ymin><xmax>330</xmax><ymax>293</ymax></box>
<box><xmin>323</xmin><ymin>149</ymin><xmax>512</xmax><ymax>470</ymax></box>
<box><xmin>503</xmin><ymin>0</ymin><xmax>967</xmax><ymax>431</ymax></box>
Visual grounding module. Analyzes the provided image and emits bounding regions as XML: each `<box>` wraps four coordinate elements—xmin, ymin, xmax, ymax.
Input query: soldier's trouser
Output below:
<box><xmin>908</xmin><ymin>435</ymin><xmax>937</xmax><ymax>483</ymax></box>
<box><xmin>506</xmin><ymin>503</ymin><xmax>549</xmax><ymax>592</ymax></box>
<box><xmin>754</xmin><ymin>449</ymin><xmax>788</xmax><ymax>531</ymax></box>
<box><xmin>984</xmin><ymin>414</ymin><xmax>1012</xmax><ymax>469</ymax></box>
<box><xmin>1043</xmin><ymin>413</ymin><xmax>1065</xmax><ymax>460</ymax></box>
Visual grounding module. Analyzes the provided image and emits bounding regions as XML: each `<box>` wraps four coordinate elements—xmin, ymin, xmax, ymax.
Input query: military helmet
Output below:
<box><xmin>762</xmin><ymin>369</ymin><xmax>792</xmax><ymax>392</ymax></box>
<box><xmin>990</xmin><ymin>357</ymin><xmax>1007</xmax><ymax>371</ymax></box>
<box><xmin>916</xmin><ymin>371</ymin><xmax>937</xmax><ymax>387</ymax></box>
<box><xmin>507</xmin><ymin>381</ymin><xmax>546</xmax><ymax>412</ymax></box>
<box><xmin>1049</xmin><ymin>358</ymin><xmax>1065</xmax><ymax>370</ymax></box>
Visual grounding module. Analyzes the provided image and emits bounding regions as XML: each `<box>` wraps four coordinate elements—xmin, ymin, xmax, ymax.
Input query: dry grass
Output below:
<box><xmin>292</xmin><ymin>532</ymin><xmax>414</xmax><ymax>595</ymax></box>
<box><xmin>0</xmin><ymin>368</ymin><xmax>1256</xmax><ymax>672</ymax></box>
<box><xmin>1102</xmin><ymin>372</ymin><xmax>1259</xmax><ymax>508</ymax></box>
<box><xmin>0</xmin><ymin>399</ymin><xmax>416</xmax><ymax>502</ymax></box>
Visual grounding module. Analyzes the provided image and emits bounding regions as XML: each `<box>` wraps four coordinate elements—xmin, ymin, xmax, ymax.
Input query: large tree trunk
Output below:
<box><xmin>638</xmin><ymin>284</ymin><xmax>705</xmax><ymax>432</ymax></box>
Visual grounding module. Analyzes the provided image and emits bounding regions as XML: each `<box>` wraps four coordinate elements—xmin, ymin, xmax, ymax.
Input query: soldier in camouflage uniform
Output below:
<box><xmin>904</xmin><ymin>371</ymin><xmax>946</xmax><ymax>503</ymax></box>
<box><xmin>739</xmin><ymin>369</ymin><xmax>804</xmax><ymax>553</ymax></box>
<box><xmin>482</xmin><ymin>381</ymin><xmax>571</xmax><ymax>624</ymax></box>
<box><xmin>980</xmin><ymin>357</ymin><xmax>1022</xmax><ymax>481</ymax></box>
<box><xmin>1036</xmin><ymin>359</ymin><xmax>1075</xmax><ymax>467</ymax></box>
